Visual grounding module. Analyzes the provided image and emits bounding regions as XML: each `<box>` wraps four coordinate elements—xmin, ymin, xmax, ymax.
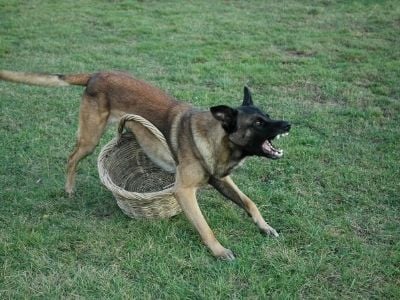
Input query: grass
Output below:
<box><xmin>0</xmin><ymin>0</ymin><xmax>399</xmax><ymax>298</ymax></box>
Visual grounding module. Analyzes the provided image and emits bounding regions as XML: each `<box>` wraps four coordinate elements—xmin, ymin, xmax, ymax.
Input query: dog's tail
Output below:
<box><xmin>0</xmin><ymin>70</ymin><xmax>91</xmax><ymax>87</ymax></box>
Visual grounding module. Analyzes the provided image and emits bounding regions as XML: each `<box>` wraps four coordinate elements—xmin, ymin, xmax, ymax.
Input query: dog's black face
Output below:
<box><xmin>211</xmin><ymin>87</ymin><xmax>291</xmax><ymax>159</ymax></box>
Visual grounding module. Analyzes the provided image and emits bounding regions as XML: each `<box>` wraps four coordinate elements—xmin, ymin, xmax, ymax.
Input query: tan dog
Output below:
<box><xmin>0</xmin><ymin>70</ymin><xmax>291</xmax><ymax>260</ymax></box>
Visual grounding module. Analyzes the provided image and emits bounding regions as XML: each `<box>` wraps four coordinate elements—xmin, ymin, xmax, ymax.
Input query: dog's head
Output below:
<box><xmin>211</xmin><ymin>86</ymin><xmax>291</xmax><ymax>159</ymax></box>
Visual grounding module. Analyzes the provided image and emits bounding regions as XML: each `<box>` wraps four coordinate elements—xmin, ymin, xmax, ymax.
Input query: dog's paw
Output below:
<box><xmin>65</xmin><ymin>183</ymin><xmax>75</xmax><ymax>198</ymax></box>
<box><xmin>65</xmin><ymin>189</ymin><xmax>75</xmax><ymax>198</ymax></box>
<box><xmin>214</xmin><ymin>248</ymin><xmax>236</xmax><ymax>261</ymax></box>
<box><xmin>260</xmin><ymin>224</ymin><xmax>279</xmax><ymax>237</ymax></box>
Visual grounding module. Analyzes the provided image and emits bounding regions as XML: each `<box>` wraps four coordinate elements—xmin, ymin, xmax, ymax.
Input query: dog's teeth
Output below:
<box><xmin>276</xmin><ymin>134</ymin><xmax>281</xmax><ymax>139</ymax></box>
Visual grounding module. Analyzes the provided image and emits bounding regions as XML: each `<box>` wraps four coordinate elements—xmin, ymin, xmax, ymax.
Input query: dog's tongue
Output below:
<box><xmin>262</xmin><ymin>140</ymin><xmax>283</xmax><ymax>158</ymax></box>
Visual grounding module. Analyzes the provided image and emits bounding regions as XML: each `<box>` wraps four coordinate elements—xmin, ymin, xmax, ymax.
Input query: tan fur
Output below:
<box><xmin>0</xmin><ymin>70</ymin><xmax>70</xmax><ymax>86</ymax></box>
<box><xmin>123</xmin><ymin>121</ymin><xmax>175</xmax><ymax>173</ymax></box>
<box><xmin>0</xmin><ymin>70</ymin><xmax>277</xmax><ymax>260</ymax></box>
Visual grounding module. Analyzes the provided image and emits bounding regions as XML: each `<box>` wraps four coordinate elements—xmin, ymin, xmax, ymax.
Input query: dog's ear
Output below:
<box><xmin>210</xmin><ymin>105</ymin><xmax>238</xmax><ymax>133</ymax></box>
<box><xmin>242</xmin><ymin>86</ymin><xmax>253</xmax><ymax>106</ymax></box>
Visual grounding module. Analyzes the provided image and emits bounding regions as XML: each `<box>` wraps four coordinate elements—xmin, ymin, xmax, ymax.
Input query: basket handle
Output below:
<box><xmin>117</xmin><ymin>114</ymin><xmax>176</xmax><ymax>172</ymax></box>
<box><xmin>117</xmin><ymin>114</ymin><xmax>168</xmax><ymax>148</ymax></box>
<box><xmin>117</xmin><ymin>115</ymin><xmax>129</xmax><ymax>137</ymax></box>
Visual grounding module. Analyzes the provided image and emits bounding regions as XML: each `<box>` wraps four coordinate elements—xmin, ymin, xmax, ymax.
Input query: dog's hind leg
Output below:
<box><xmin>65</xmin><ymin>93</ymin><xmax>110</xmax><ymax>195</ymax></box>
<box><xmin>209</xmin><ymin>176</ymin><xmax>279</xmax><ymax>237</ymax></box>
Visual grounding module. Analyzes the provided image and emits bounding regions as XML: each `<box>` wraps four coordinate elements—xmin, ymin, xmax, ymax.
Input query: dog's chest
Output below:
<box><xmin>215</xmin><ymin>156</ymin><xmax>247</xmax><ymax>178</ymax></box>
<box><xmin>193</xmin><ymin>135</ymin><xmax>245</xmax><ymax>178</ymax></box>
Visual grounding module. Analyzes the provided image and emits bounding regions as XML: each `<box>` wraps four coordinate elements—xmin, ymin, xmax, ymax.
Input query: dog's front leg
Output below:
<box><xmin>209</xmin><ymin>176</ymin><xmax>279</xmax><ymax>237</ymax></box>
<box><xmin>174</xmin><ymin>168</ymin><xmax>235</xmax><ymax>260</ymax></box>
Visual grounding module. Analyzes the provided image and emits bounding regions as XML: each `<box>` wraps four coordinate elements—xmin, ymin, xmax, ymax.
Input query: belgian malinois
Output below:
<box><xmin>0</xmin><ymin>70</ymin><xmax>291</xmax><ymax>260</ymax></box>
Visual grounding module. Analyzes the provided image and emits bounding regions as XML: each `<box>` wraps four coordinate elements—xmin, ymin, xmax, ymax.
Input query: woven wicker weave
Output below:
<box><xmin>98</xmin><ymin>114</ymin><xmax>181</xmax><ymax>219</ymax></box>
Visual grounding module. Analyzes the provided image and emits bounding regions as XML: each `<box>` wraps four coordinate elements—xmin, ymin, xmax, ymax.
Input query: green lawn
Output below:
<box><xmin>1</xmin><ymin>0</ymin><xmax>399</xmax><ymax>298</ymax></box>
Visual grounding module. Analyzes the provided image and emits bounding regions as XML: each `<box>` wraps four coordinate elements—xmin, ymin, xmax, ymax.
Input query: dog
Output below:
<box><xmin>0</xmin><ymin>70</ymin><xmax>291</xmax><ymax>260</ymax></box>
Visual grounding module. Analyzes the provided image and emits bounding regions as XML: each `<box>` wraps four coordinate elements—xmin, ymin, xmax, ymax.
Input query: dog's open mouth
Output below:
<box><xmin>262</xmin><ymin>132</ymin><xmax>289</xmax><ymax>159</ymax></box>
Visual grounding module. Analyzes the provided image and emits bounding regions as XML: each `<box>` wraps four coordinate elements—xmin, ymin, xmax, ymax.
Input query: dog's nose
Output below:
<box><xmin>284</xmin><ymin>122</ymin><xmax>291</xmax><ymax>132</ymax></box>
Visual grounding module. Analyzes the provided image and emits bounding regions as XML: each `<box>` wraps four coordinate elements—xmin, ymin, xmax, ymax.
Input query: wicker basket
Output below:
<box><xmin>97</xmin><ymin>114</ymin><xmax>181</xmax><ymax>219</ymax></box>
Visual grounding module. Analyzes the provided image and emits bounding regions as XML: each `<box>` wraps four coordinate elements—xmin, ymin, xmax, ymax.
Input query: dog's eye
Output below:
<box><xmin>254</xmin><ymin>120</ymin><xmax>264</xmax><ymax>127</ymax></box>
